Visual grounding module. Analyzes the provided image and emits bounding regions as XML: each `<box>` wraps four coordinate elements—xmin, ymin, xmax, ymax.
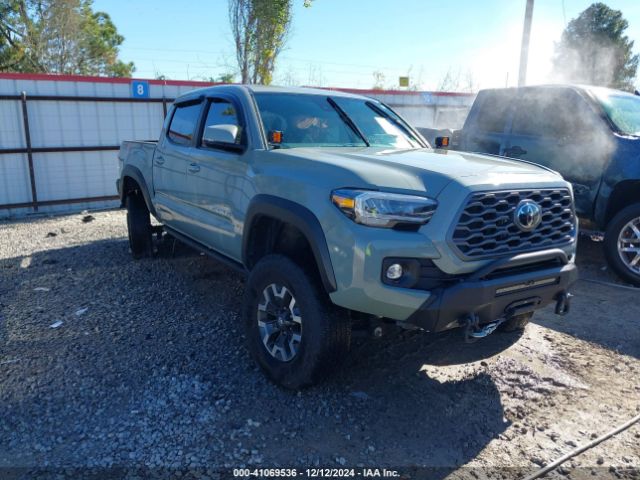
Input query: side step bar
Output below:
<box><xmin>163</xmin><ymin>226</ymin><xmax>248</xmax><ymax>275</ymax></box>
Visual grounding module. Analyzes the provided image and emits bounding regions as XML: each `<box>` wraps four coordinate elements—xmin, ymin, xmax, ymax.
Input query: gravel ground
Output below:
<box><xmin>0</xmin><ymin>210</ymin><xmax>639</xmax><ymax>479</ymax></box>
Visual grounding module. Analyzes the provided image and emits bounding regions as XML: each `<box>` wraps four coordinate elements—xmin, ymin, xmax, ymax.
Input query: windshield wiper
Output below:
<box><xmin>326</xmin><ymin>97</ymin><xmax>370</xmax><ymax>147</ymax></box>
<box><xmin>366</xmin><ymin>101</ymin><xmax>426</xmax><ymax>148</ymax></box>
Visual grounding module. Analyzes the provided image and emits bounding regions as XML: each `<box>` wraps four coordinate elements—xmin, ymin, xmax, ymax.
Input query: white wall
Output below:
<box><xmin>0</xmin><ymin>75</ymin><xmax>206</xmax><ymax>218</ymax></box>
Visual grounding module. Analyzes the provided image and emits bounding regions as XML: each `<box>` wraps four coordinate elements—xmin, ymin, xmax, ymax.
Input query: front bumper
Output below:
<box><xmin>405</xmin><ymin>249</ymin><xmax>578</xmax><ymax>332</ymax></box>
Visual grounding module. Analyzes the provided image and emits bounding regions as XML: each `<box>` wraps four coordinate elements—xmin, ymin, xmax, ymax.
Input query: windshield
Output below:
<box><xmin>594</xmin><ymin>90</ymin><xmax>640</xmax><ymax>136</ymax></box>
<box><xmin>333</xmin><ymin>97</ymin><xmax>423</xmax><ymax>149</ymax></box>
<box><xmin>253</xmin><ymin>92</ymin><xmax>424</xmax><ymax>149</ymax></box>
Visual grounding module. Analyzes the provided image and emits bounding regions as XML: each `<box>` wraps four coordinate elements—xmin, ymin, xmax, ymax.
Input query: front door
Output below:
<box><xmin>505</xmin><ymin>88</ymin><xmax>611</xmax><ymax>217</ymax></box>
<box><xmin>461</xmin><ymin>90</ymin><xmax>514</xmax><ymax>155</ymax></box>
<box><xmin>184</xmin><ymin>96</ymin><xmax>249</xmax><ymax>261</ymax></box>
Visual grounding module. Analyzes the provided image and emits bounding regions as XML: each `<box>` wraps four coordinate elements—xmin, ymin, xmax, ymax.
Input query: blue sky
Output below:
<box><xmin>93</xmin><ymin>0</ymin><xmax>640</xmax><ymax>90</ymax></box>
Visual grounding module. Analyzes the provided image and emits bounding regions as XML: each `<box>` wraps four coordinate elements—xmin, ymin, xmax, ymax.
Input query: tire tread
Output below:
<box><xmin>126</xmin><ymin>193</ymin><xmax>152</xmax><ymax>259</ymax></box>
<box><xmin>242</xmin><ymin>254</ymin><xmax>350</xmax><ymax>389</ymax></box>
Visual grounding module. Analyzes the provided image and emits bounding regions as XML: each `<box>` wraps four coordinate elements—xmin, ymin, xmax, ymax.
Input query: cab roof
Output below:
<box><xmin>174</xmin><ymin>84</ymin><xmax>372</xmax><ymax>104</ymax></box>
<box><xmin>479</xmin><ymin>84</ymin><xmax>634</xmax><ymax>97</ymax></box>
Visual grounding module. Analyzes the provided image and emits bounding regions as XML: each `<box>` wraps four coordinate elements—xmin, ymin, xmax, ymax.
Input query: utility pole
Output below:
<box><xmin>518</xmin><ymin>0</ymin><xmax>534</xmax><ymax>87</ymax></box>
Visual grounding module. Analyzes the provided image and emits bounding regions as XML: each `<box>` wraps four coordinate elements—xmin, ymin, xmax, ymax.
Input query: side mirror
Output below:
<box><xmin>434</xmin><ymin>136</ymin><xmax>450</xmax><ymax>148</ymax></box>
<box><xmin>203</xmin><ymin>124</ymin><xmax>239</xmax><ymax>145</ymax></box>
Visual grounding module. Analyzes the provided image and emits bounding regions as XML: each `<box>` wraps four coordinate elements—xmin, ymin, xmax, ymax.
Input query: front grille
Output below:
<box><xmin>452</xmin><ymin>189</ymin><xmax>575</xmax><ymax>258</ymax></box>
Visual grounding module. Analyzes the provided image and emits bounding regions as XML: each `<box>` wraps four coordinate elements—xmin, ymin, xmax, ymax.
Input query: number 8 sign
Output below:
<box><xmin>131</xmin><ymin>80</ymin><xmax>150</xmax><ymax>98</ymax></box>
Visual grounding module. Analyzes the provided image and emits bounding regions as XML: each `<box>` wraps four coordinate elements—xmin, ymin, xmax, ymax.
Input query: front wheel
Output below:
<box><xmin>242</xmin><ymin>255</ymin><xmax>350</xmax><ymax>389</ymax></box>
<box><xmin>604</xmin><ymin>203</ymin><xmax>640</xmax><ymax>286</ymax></box>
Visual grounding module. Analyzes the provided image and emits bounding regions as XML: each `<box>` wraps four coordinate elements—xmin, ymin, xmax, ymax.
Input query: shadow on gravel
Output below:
<box><xmin>531</xmin><ymin>280</ymin><xmax>640</xmax><ymax>360</ymax></box>
<box><xmin>0</xmin><ymin>235</ymin><xmax>512</xmax><ymax>470</ymax></box>
<box><xmin>317</xmin><ymin>329</ymin><xmax>521</xmax><ymax>470</ymax></box>
<box><xmin>159</xmin><ymin>238</ymin><xmax>515</xmax><ymax>470</ymax></box>
<box><xmin>469</xmin><ymin>236</ymin><xmax>640</xmax><ymax>360</ymax></box>
<box><xmin>523</xmin><ymin>236</ymin><xmax>640</xmax><ymax>359</ymax></box>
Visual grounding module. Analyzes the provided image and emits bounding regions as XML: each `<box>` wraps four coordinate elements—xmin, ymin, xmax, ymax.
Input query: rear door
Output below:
<box><xmin>184</xmin><ymin>95</ymin><xmax>249</xmax><ymax>261</ymax></box>
<box><xmin>153</xmin><ymin>99</ymin><xmax>204</xmax><ymax>233</ymax></box>
<box><xmin>460</xmin><ymin>90</ymin><xmax>514</xmax><ymax>155</ymax></box>
<box><xmin>505</xmin><ymin>88</ymin><xmax>609</xmax><ymax>217</ymax></box>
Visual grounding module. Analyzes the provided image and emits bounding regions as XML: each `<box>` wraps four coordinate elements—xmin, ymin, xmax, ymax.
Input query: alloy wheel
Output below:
<box><xmin>617</xmin><ymin>217</ymin><xmax>640</xmax><ymax>275</ymax></box>
<box><xmin>257</xmin><ymin>283</ymin><xmax>302</xmax><ymax>362</ymax></box>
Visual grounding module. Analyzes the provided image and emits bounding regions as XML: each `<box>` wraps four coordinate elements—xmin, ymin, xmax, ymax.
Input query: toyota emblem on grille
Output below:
<box><xmin>514</xmin><ymin>200</ymin><xmax>542</xmax><ymax>232</ymax></box>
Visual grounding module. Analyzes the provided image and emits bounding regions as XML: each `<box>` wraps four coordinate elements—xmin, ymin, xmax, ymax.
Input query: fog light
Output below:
<box><xmin>386</xmin><ymin>263</ymin><xmax>403</xmax><ymax>280</ymax></box>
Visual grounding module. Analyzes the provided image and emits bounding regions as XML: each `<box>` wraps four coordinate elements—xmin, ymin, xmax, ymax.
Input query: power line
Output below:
<box><xmin>122</xmin><ymin>45</ymin><xmax>408</xmax><ymax>72</ymax></box>
<box><xmin>132</xmin><ymin>57</ymin><xmax>416</xmax><ymax>80</ymax></box>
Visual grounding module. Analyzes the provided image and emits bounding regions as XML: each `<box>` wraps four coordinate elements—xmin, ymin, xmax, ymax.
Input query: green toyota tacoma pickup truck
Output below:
<box><xmin>117</xmin><ymin>85</ymin><xmax>578</xmax><ymax>388</ymax></box>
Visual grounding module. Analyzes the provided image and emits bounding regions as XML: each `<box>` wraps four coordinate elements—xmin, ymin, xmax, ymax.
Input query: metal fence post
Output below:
<box><xmin>20</xmin><ymin>91</ymin><xmax>38</xmax><ymax>212</ymax></box>
<box><xmin>0</xmin><ymin>93</ymin><xmax>173</xmax><ymax>212</ymax></box>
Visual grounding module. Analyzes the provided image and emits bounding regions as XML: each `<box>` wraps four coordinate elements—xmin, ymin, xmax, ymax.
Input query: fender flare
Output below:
<box><xmin>243</xmin><ymin>195</ymin><xmax>337</xmax><ymax>293</ymax></box>
<box><xmin>119</xmin><ymin>165</ymin><xmax>157</xmax><ymax>217</ymax></box>
<box><xmin>595</xmin><ymin>179</ymin><xmax>640</xmax><ymax>229</ymax></box>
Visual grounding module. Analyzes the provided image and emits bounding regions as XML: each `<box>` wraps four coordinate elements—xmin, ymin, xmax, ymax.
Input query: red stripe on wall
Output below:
<box><xmin>0</xmin><ymin>72</ymin><xmax>474</xmax><ymax>97</ymax></box>
<box><xmin>0</xmin><ymin>72</ymin><xmax>218</xmax><ymax>88</ymax></box>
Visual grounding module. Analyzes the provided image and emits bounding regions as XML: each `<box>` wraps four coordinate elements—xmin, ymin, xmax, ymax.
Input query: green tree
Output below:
<box><xmin>0</xmin><ymin>0</ymin><xmax>134</xmax><ymax>77</ymax></box>
<box><xmin>229</xmin><ymin>0</ymin><xmax>311</xmax><ymax>84</ymax></box>
<box><xmin>553</xmin><ymin>2</ymin><xmax>638</xmax><ymax>91</ymax></box>
<box><xmin>200</xmin><ymin>73</ymin><xmax>235</xmax><ymax>83</ymax></box>
<box><xmin>216</xmin><ymin>72</ymin><xmax>235</xmax><ymax>83</ymax></box>
<box><xmin>229</xmin><ymin>0</ymin><xmax>291</xmax><ymax>84</ymax></box>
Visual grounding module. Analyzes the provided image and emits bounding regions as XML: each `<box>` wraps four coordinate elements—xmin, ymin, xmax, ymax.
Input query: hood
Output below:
<box><xmin>270</xmin><ymin>147</ymin><xmax>563</xmax><ymax>197</ymax></box>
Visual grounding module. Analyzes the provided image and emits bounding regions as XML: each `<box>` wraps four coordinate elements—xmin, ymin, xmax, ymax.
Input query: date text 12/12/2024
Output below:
<box><xmin>233</xmin><ymin>468</ymin><xmax>400</xmax><ymax>478</ymax></box>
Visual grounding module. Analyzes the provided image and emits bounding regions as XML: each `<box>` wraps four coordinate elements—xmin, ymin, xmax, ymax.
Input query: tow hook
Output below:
<box><xmin>554</xmin><ymin>292</ymin><xmax>573</xmax><ymax>316</ymax></box>
<box><xmin>463</xmin><ymin>314</ymin><xmax>504</xmax><ymax>343</ymax></box>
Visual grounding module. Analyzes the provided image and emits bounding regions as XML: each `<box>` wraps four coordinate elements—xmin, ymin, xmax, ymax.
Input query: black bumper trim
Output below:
<box><xmin>405</xmin><ymin>253</ymin><xmax>578</xmax><ymax>332</ymax></box>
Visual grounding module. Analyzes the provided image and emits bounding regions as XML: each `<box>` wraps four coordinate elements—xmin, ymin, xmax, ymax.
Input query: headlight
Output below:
<box><xmin>331</xmin><ymin>189</ymin><xmax>438</xmax><ymax>229</ymax></box>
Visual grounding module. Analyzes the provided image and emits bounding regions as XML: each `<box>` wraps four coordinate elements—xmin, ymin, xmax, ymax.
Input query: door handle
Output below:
<box><xmin>188</xmin><ymin>163</ymin><xmax>201</xmax><ymax>174</ymax></box>
<box><xmin>505</xmin><ymin>145</ymin><xmax>527</xmax><ymax>157</ymax></box>
<box><xmin>154</xmin><ymin>155</ymin><xmax>165</xmax><ymax>165</ymax></box>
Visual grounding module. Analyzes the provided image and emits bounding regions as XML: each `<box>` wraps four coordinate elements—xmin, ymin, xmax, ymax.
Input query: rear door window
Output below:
<box><xmin>167</xmin><ymin>102</ymin><xmax>202</xmax><ymax>146</ymax></box>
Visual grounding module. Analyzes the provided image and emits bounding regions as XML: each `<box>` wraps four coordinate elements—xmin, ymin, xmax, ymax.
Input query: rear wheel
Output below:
<box><xmin>498</xmin><ymin>312</ymin><xmax>533</xmax><ymax>332</ymax></box>
<box><xmin>242</xmin><ymin>254</ymin><xmax>350</xmax><ymax>389</ymax></box>
<box><xmin>604</xmin><ymin>203</ymin><xmax>640</xmax><ymax>286</ymax></box>
<box><xmin>126</xmin><ymin>193</ymin><xmax>152</xmax><ymax>259</ymax></box>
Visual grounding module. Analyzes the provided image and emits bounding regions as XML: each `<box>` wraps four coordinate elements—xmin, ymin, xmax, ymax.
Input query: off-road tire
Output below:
<box><xmin>604</xmin><ymin>203</ymin><xmax>640</xmax><ymax>286</ymax></box>
<box><xmin>242</xmin><ymin>254</ymin><xmax>351</xmax><ymax>389</ymax></box>
<box><xmin>498</xmin><ymin>312</ymin><xmax>533</xmax><ymax>332</ymax></box>
<box><xmin>126</xmin><ymin>193</ymin><xmax>152</xmax><ymax>259</ymax></box>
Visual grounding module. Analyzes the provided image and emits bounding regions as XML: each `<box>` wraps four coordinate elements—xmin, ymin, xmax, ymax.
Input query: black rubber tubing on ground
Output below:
<box><xmin>521</xmin><ymin>413</ymin><xmax>640</xmax><ymax>480</ymax></box>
